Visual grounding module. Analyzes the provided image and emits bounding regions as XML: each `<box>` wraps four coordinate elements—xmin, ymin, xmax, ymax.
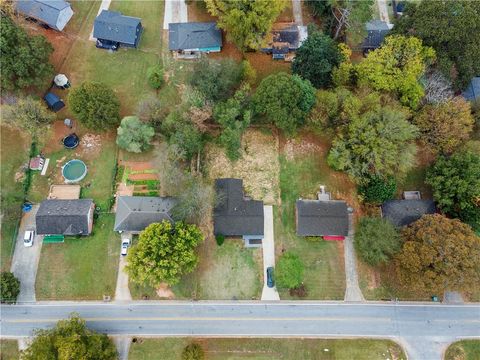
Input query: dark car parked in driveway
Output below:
<box><xmin>96</xmin><ymin>39</ymin><xmax>119</xmax><ymax>51</ymax></box>
<box><xmin>266</xmin><ymin>267</ymin><xmax>275</xmax><ymax>288</ymax></box>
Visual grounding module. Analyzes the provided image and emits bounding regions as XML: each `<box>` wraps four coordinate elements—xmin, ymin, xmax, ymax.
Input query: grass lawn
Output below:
<box><xmin>445</xmin><ymin>340</ymin><xmax>480</xmax><ymax>360</ymax></box>
<box><xmin>0</xmin><ymin>340</ymin><xmax>19</xmax><ymax>360</ymax></box>
<box><xmin>0</xmin><ymin>126</ymin><xmax>30</xmax><ymax>271</ymax></box>
<box><xmin>128</xmin><ymin>338</ymin><xmax>406</xmax><ymax>360</ymax></box>
<box><xmin>35</xmin><ymin>214</ymin><xmax>119</xmax><ymax>300</ymax></box>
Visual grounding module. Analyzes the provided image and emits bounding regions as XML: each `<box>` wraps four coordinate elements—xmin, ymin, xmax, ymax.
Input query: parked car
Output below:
<box><xmin>23</xmin><ymin>230</ymin><xmax>35</xmax><ymax>247</ymax></box>
<box><xmin>121</xmin><ymin>238</ymin><xmax>131</xmax><ymax>256</ymax></box>
<box><xmin>96</xmin><ymin>39</ymin><xmax>119</xmax><ymax>51</ymax></box>
<box><xmin>266</xmin><ymin>267</ymin><xmax>275</xmax><ymax>288</ymax></box>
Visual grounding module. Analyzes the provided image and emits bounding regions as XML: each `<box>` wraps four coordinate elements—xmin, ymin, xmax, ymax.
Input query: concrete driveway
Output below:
<box><xmin>163</xmin><ymin>0</ymin><xmax>188</xmax><ymax>30</ymax></box>
<box><xmin>261</xmin><ymin>206</ymin><xmax>280</xmax><ymax>300</ymax></box>
<box><xmin>115</xmin><ymin>233</ymin><xmax>132</xmax><ymax>302</ymax></box>
<box><xmin>10</xmin><ymin>205</ymin><xmax>42</xmax><ymax>303</ymax></box>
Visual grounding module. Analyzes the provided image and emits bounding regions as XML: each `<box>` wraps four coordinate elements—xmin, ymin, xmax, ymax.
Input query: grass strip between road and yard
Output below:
<box><xmin>445</xmin><ymin>340</ymin><xmax>480</xmax><ymax>360</ymax></box>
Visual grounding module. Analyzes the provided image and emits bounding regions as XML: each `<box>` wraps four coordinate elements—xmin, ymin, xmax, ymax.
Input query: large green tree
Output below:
<box><xmin>205</xmin><ymin>0</ymin><xmax>287</xmax><ymax>51</ymax></box>
<box><xmin>426</xmin><ymin>151</ymin><xmax>480</xmax><ymax>231</ymax></box>
<box><xmin>21</xmin><ymin>315</ymin><xmax>117</xmax><ymax>360</ymax></box>
<box><xmin>116</xmin><ymin>116</ymin><xmax>155</xmax><ymax>153</ymax></box>
<box><xmin>0</xmin><ymin>272</ymin><xmax>20</xmax><ymax>303</ymax></box>
<box><xmin>275</xmin><ymin>252</ymin><xmax>304</xmax><ymax>289</ymax></box>
<box><xmin>254</xmin><ymin>72</ymin><xmax>315</xmax><ymax>135</ymax></box>
<box><xmin>327</xmin><ymin>107</ymin><xmax>418</xmax><ymax>184</ymax></box>
<box><xmin>292</xmin><ymin>31</ymin><xmax>342</xmax><ymax>88</ymax></box>
<box><xmin>126</xmin><ymin>221</ymin><xmax>204</xmax><ymax>286</ymax></box>
<box><xmin>0</xmin><ymin>14</ymin><xmax>54</xmax><ymax>91</ymax></box>
<box><xmin>355</xmin><ymin>217</ymin><xmax>401</xmax><ymax>266</ymax></box>
<box><xmin>395</xmin><ymin>214</ymin><xmax>480</xmax><ymax>295</ymax></box>
<box><xmin>68</xmin><ymin>82</ymin><xmax>120</xmax><ymax>130</ymax></box>
<box><xmin>356</xmin><ymin>35</ymin><xmax>435</xmax><ymax>109</ymax></box>
<box><xmin>392</xmin><ymin>0</ymin><xmax>480</xmax><ymax>89</ymax></box>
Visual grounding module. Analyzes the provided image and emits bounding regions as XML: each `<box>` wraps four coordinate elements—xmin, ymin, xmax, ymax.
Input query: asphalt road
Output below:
<box><xmin>2</xmin><ymin>301</ymin><xmax>479</xmax><ymax>359</ymax></box>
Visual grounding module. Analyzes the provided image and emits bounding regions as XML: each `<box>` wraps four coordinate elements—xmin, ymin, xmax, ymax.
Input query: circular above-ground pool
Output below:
<box><xmin>63</xmin><ymin>133</ymin><xmax>79</xmax><ymax>149</ymax></box>
<box><xmin>62</xmin><ymin>159</ymin><xmax>87</xmax><ymax>183</ymax></box>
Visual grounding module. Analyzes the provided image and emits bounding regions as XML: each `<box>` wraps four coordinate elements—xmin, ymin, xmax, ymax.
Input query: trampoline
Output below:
<box><xmin>62</xmin><ymin>159</ymin><xmax>87</xmax><ymax>183</ymax></box>
<box><xmin>63</xmin><ymin>133</ymin><xmax>79</xmax><ymax>149</ymax></box>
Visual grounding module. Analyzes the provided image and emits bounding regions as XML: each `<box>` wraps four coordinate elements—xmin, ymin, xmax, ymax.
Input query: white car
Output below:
<box><xmin>23</xmin><ymin>230</ymin><xmax>35</xmax><ymax>247</ymax></box>
<box><xmin>121</xmin><ymin>238</ymin><xmax>131</xmax><ymax>256</ymax></box>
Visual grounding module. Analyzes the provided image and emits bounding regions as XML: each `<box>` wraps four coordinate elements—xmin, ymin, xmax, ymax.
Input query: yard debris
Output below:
<box><xmin>80</xmin><ymin>133</ymin><xmax>102</xmax><ymax>153</ymax></box>
<box><xmin>284</xmin><ymin>137</ymin><xmax>322</xmax><ymax>161</ymax></box>
<box><xmin>156</xmin><ymin>283</ymin><xmax>175</xmax><ymax>299</ymax></box>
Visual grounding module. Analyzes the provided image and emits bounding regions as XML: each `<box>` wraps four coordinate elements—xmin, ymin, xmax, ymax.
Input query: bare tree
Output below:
<box><xmin>423</xmin><ymin>70</ymin><xmax>454</xmax><ymax>105</ymax></box>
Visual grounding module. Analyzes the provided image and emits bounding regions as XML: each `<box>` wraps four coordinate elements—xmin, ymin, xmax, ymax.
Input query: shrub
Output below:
<box><xmin>215</xmin><ymin>234</ymin><xmax>225</xmax><ymax>246</ymax></box>
<box><xmin>116</xmin><ymin>116</ymin><xmax>155</xmax><ymax>153</ymax></box>
<box><xmin>358</xmin><ymin>176</ymin><xmax>397</xmax><ymax>204</ymax></box>
<box><xmin>182</xmin><ymin>343</ymin><xmax>205</xmax><ymax>360</ymax></box>
<box><xmin>147</xmin><ymin>65</ymin><xmax>164</xmax><ymax>89</ymax></box>
<box><xmin>0</xmin><ymin>272</ymin><xmax>20</xmax><ymax>303</ymax></box>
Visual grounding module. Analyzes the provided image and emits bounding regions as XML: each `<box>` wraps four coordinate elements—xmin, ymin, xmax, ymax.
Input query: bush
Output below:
<box><xmin>0</xmin><ymin>272</ymin><xmax>20</xmax><ymax>303</ymax></box>
<box><xmin>147</xmin><ymin>65</ymin><xmax>164</xmax><ymax>89</ymax></box>
<box><xmin>182</xmin><ymin>343</ymin><xmax>205</xmax><ymax>360</ymax></box>
<box><xmin>116</xmin><ymin>116</ymin><xmax>155</xmax><ymax>153</ymax></box>
<box><xmin>215</xmin><ymin>234</ymin><xmax>225</xmax><ymax>246</ymax></box>
<box><xmin>276</xmin><ymin>252</ymin><xmax>304</xmax><ymax>289</ymax></box>
<box><xmin>358</xmin><ymin>176</ymin><xmax>397</xmax><ymax>204</ymax></box>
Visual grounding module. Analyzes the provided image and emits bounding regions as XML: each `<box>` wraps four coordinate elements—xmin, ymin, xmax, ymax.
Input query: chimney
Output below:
<box><xmin>317</xmin><ymin>185</ymin><xmax>331</xmax><ymax>201</ymax></box>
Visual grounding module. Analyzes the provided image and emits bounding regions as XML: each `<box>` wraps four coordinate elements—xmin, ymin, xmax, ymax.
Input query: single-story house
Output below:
<box><xmin>462</xmin><ymin>76</ymin><xmax>480</xmax><ymax>101</ymax></box>
<box><xmin>262</xmin><ymin>23</ymin><xmax>308</xmax><ymax>60</ymax></box>
<box><xmin>361</xmin><ymin>20</ymin><xmax>392</xmax><ymax>53</ymax></box>
<box><xmin>93</xmin><ymin>10</ymin><xmax>143</xmax><ymax>48</ymax></box>
<box><xmin>36</xmin><ymin>199</ymin><xmax>95</xmax><ymax>236</ymax></box>
<box><xmin>114</xmin><ymin>196</ymin><xmax>176</xmax><ymax>234</ymax></box>
<box><xmin>295</xmin><ymin>187</ymin><xmax>349</xmax><ymax>240</ymax></box>
<box><xmin>43</xmin><ymin>92</ymin><xmax>65</xmax><ymax>112</ymax></box>
<box><xmin>213</xmin><ymin>178</ymin><xmax>264</xmax><ymax>247</ymax></box>
<box><xmin>168</xmin><ymin>22</ymin><xmax>222</xmax><ymax>55</ymax></box>
<box><xmin>16</xmin><ymin>0</ymin><xmax>73</xmax><ymax>31</ymax></box>
<box><xmin>381</xmin><ymin>199</ymin><xmax>436</xmax><ymax>227</ymax></box>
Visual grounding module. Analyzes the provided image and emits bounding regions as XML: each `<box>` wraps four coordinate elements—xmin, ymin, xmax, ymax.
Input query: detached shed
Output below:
<box><xmin>43</xmin><ymin>92</ymin><xmax>65</xmax><ymax>112</ymax></box>
<box><xmin>16</xmin><ymin>0</ymin><xmax>74</xmax><ymax>31</ymax></box>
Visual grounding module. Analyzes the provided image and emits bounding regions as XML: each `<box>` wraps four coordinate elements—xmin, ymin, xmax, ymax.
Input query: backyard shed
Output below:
<box><xmin>168</xmin><ymin>22</ymin><xmax>222</xmax><ymax>54</ymax></box>
<box><xmin>16</xmin><ymin>0</ymin><xmax>74</xmax><ymax>31</ymax></box>
<box><xmin>93</xmin><ymin>10</ymin><xmax>143</xmax><ymax>48</ymax></box>
<box><xmin>43</xmin><ymin>92</ymin><xmax>65</xmax><ymax>112</ymax></box>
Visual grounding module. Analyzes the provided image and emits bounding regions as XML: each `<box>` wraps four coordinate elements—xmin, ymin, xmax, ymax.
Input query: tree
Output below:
<box><xmin>414</xmin><ymin>97</ymin><xmax>474</xmax><ymax>154</ymax></box>
<box><xmin>126</xmin><ymin>221</ymin><xmax>204</xmax><ymax>286</ymax></box>
<box><xmin>69</xmin><ymin>82</ymin><xmax>120</xmax><ymax>130</ymax></box>
<box><xmin>0</xmin><ymin>14</ymin><xmax>54</xmax><ymax>91</ymax></box>
<box><xmin>189</xmin><ymin>58</ymin><xmax>243</xmax><ymax>102</ymax></box>
<box><xmin>356</xmin><ymin>35</ymin><xmax>436</xmax><ymax>109</ymax></box>
<box><xmin>254</xmin><ymin>72</ymin><xmax>315</xmax><ymax>135</ymax></box>
<box><xmin>2</xmin><ymin>97</ymin><xmax>54</xmax><ymax>137</ymax></box>
<box><xmin>146</xmin><ymin>65</ymin><xmax>164</xmax><ymax>89</ymax></box>
<box><xmin>116</xmin><ymin>116</ymin><xmax>155</xmax><ymax>153</ymax></box>
<box><xmin>0</xmin><ymin>272</ymin><xmax>20</xmax><ymax>303</ymax></box>
<box><xmin>182</xmin><ymin>343</ymin><xmax>205</xmax><ymax>360</ymax></box>
<box><xmin>205</xmin><ymin>0</ymin><xmax>287</xmax><ymax>51</ymax></box>
<box><xmin>392</xmin><ymin>0</ymin><xmax>480</xmax><ymax>90</ymax></box>
<box><xmin>355</xmin><ymin>217</ymin><xmax>401</xmax><ymax>266</ymax></box>
<box><xmin>395</xmin><ymin>214</ymin><xmax>480</xmax><ymax>294</ymax></box>
<box><xmin>358</xmin><ymin>175</ymin><xmax>396</xmax><ymax>204</ymax></box>
<box><xmin>422</xmin><ymin>70</ymin><xmax>453</xmax><ymax>105</ymax></box>
<box><xmin>426</xmin><ymin>151</ymin><xmax>480</xmax><ymax>231</ymax></box>
<box><xmin>276</xmin><ymin>252</ymin><xmax>304</xmax><ymax>289</ymax></box>
<box><xmin>327</xmin><ymin>107</ymin><xmax>418</xmax><ymax>184</ymax></box>
<box><xmin>21</xmin><ymin>315</ymin><xmax>117</xmax><ymax>360</ymax></box>
<box><xmin>330</xmin><ymin>0</ymin><xmax>374</xmax><ymax>43</ymax></box>
<box><xmin>292</xmin><ymin>31</ymin><xmax>342</xmax><ymax>88</ymax></box>
<box><xmin>136</xmin><ymin>95</ymin><xmax>167</xmax><ymax>131</ymax></box>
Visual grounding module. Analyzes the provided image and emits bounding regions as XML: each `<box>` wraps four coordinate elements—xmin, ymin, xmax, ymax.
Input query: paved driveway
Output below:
<box><xmin>261</xmin><ymin>206</ymin><xmax>280</xmax><ymax>300</ymax></box>
<box><xmin>115</xmin><ymin>233</ymin><xmax>132</xmax><ymax>301</ymax></box>
<box><xmin>163</xmin><ymin>0</ymin><xmax>188</xmax><ymax>30</ymax></box>
<box><xmin>10</xmin><ymin>205</ymin><xmax>42</xmax><ymax>303</ymax></box>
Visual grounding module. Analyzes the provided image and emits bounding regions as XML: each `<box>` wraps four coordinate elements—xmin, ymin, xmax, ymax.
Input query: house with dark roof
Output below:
<box><xmin>462</xmin><ymin>76</ymin><xmax>480</xmax><ymax>101</ymax></box>
<box><xmin>381</xmin><ymin>199</ymin><xmax>436</xmax><ymax>227</ymax></box>
<box><xmin>213</xmin><ymin>178</ymin><xmax>264</xmax><ymax>247</ymax></box>
<box><xmin>16</xmin><ymin>0</ymin><xmax>74</xmax><ymax>31</ymax></box>
<box><xmin>93</xmin><ymin>10</ymin><xmax>142</xmax><ymax>48</ymax></box>
<box><xmin>114</xmin><ymin>196</ymin><xmax>176</xmax><ymax>234</ymax></box>
<box><xmin>295</xmin><ymin>187</ymin><xmax>349</xmax><ymax>240</ymax></box>
<box><xmin>361</xmin><ymin>20</ymin><xmax>392</xmax><ymax>53</ymax></box>
<box><xmin>262</xmin><ymin>23</ymin><xmax>308</xmax><ymax>60</ymax></box>
<box><xmin>36</xmin><ymin>199</ymin><xmax>94</xmax><ymax>236</ymax></box>
<box><xmin>168</xmin><ymin>22</ymin><xmax>222</xmax><ymax>55</ymax></box>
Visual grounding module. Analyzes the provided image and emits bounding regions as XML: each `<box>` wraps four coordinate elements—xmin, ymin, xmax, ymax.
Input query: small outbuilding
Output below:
<box><xmin>168</xmin><ymin>22</ymin><xmax>222</xmax><ymax>56</ymax></box>
<box><xmin>43</xmin><ymin>92</ymin><xmax>65</xmax><ymax>112</ymax></box>
<box><xmin>381</xmin><ymin>199</ymin><xmax>436</xmax><ymax>227</ymax></box>
<box><xmin>361</xmin><ymin>20</ymin><xmax>392</xmax><ymax>53</ymax></box>
<box><xmin>16</xmin><ymin>0</ymin><xmax>74</xmax><ymax>31</ymax></box>
<box><xmin>93</xmin><ymin>10</ymin><xmax>143</xmax><ymax>48</ymax></box>
<box><xmin>462</xmin><ymin>76</ymin><xmax>480</xmax><ymax>102</ymax></box>
<box><xmin>262</xmin><ymin>23</ymin><xmax>308</xmax><ymax>61</ymax></box>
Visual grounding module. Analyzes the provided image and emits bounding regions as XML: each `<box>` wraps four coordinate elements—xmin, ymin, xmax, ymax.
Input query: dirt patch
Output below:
<box><xmin>284</xmin><ymin>135</ymin><xmax>326</xmax><ymax>161</ymax></box>
<box><xmin>156</xmin><ymin>283</ymin><xmax>175</xmax><ymax>299</ymax></box>
<box><xmin>128</xmin><ymin>173</ymin><xmax>159</xmax><ymax>181</ymax></box>
<box><xmin>80</xmin><ymin>133</ymin><xmax>102</xmax><ymax>154</ymax></box>
<box><xmin>205</xmin><ymin>128</ymin><xmax>280</xmax><ymax>204</ymax></box>
<box><xmin>120</xmin><ymin>161</ymin><xmax>155</xmax><ymax>172</ymax></box>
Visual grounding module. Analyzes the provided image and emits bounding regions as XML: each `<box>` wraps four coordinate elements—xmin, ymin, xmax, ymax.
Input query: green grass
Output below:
<box><xmin>276</xmin><ymin>154</ymin><xmax>347</xmax><ymax>300</ymax></box>
<box><xmin>129</xmin><ymin>338</ymin><xmax>406</xmax><ymax>360</ymax></box>
<box><xmin>397</xmin><ymin>165</ymin><xmax>432</xmax><ymax>199</ymax></box>
<box><xmin>0</xmin><ymin>126</ymin><xmax>30</xmax><ymax>271</ymax></box>
<box><xmin>445</xmin><ymin>340</ymin><xmax>480</xmax><ymax>360</ymax></box>
<box><xmin>0</xmin><ymin>340</ymin><xmax>19</xmax><ymax>360</ymax></box>
<box><xmin>36</xmin><ymin>214</ymin><xmax>119</xmax><ymax>300</ymax></box>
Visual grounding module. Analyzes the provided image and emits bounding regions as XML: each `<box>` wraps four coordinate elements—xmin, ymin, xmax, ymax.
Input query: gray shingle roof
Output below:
<box><xmin>213</xmin><ymin>179</ymin><xmax>264</xmax><ymax>237</ymax></box>
<box><xmin>462</xmin><ymin>76</ymin><xmax>480</xmax><ymax>101</ymax></box>
<box><xmin>93</xmin><ymin>10</ymin><xmax>142</xmax><ymax>45</ymax></box>
<box><xmin>296</xmin><ymin>200</ymin><xmax>349</xmax><ymax>237</ymax></box>
<box><xmin>16</xmin><ymin>0</ymin><xmax>72</xmax><ymax>30</ymax></box>
<box><xmin>36</xmin><ymin>199</ymin><xmax>93</xmax><ymax>235</ymax></box>
<box><xmin>362</xmin><ymin>20</ymin><xmax>390</xmax><ymax>49</ymax></box>
<box><xmin>114</xmin><ymin>196</ymin><xmax>176</xmax><ymax>232</ymax></box>
<box><xmin>381</xmin><ymin>200</ymin><xmax>436</xmax><ymax>227</ymax></box>
<box><xmin>168</xmin><ymin>22</ymin><xmax>222</xmax><ymax>50</ymax></box>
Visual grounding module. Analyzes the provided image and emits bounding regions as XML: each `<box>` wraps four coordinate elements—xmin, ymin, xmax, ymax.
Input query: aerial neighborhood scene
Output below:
<box><xmin>1</xmin><ymin>0</ymin><xmax>480</xmax><ymax>359</ymax></box>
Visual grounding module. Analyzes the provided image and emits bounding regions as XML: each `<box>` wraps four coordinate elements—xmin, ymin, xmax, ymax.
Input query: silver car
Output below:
<box><xmin>23</xmin><ymin>230</ymin><xmax>35</xmax><ymax>247</ymax></box>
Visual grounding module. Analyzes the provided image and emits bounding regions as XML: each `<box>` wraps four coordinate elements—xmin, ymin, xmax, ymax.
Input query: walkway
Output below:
<box><xmin>292</xmin><ymin>0</ymin><xmax>303</xmax><ymax>26</ymax></box>
<box><xmin>163</xmin><ymin>0</ymin><xmax>188</xmax><ymax>30</ymax></box>
<box><xmin>261</xmin><ymin>206</ymin><xmax>280</xmax><ymax>301</ymax></box>
<box><xmin>89</xmin><ymin>0</ymin><xmax>113</xmax><ymax>41</ymax></box>
<box><xmin>343</xmin><ymin>213</ymin><xmax>365</xmax><ymax>302</ymax></box>
<box><xmin>10</xmin><ymin>205</ymin><xmax>42</xmax><ymax>303</ymax></box>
